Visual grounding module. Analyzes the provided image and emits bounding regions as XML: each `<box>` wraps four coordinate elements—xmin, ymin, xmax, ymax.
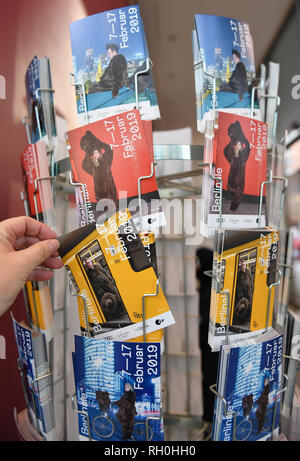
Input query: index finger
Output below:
<box><xmin>0</xmin><ymin>216</ymin><xmax>57</xmax><ymax>246</ymax></box>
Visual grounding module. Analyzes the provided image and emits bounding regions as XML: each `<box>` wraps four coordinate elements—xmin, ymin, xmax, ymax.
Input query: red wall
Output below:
<box><xmin>0</xmin><ymin>0</ymin><xmax>128</xmax><ymax>441</ymax></box>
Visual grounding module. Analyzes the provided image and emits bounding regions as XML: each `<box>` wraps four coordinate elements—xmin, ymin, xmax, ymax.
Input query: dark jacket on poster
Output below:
<box><xmin>115</xmin><ymin>390</ymin><xmax>137</xmax><ymax>439</ymax></box>
<box><xmin>255</xmin><ymin>382</ymin><xmax>270</xmax><ymax>433</ymax></box>
<box><xmin>92</xmin><ymin>54</ymin><xmax>129</xmax><ymax>97</ymax></box>
<box><xmin>224</xmin><ymin>136</ymin><xmax>251</xmax><ymax>198</ymax></box>
<box><xmin>228</xmin><ymin>61</ymin><xmax>248</xmax><ymax>99</ymax></box>
<box><xmin>96</xmin><ymin>390</ymin><xmax>111</xmax><ymax>414</ymax></box>
<box><xmin>80</xmin><ymin>130</ymin><xmax>118</xmax><ymax>207</ymax></box>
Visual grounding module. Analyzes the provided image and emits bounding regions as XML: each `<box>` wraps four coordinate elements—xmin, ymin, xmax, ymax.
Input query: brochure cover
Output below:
<box><xmin>58</xmin><ymin>209</ymin><xmax>174</xmax><ymax>339</ymax></box>
<box><xmin>21</xmin><ymin>141</ymin><xmax>55</xmax><ymax>230</ymax></box>
<box><xmin>11</xmin><ymin>315</ymin><xmax>56</xmax><ymax>440</ymax></box>
<box><xmin>72</xmin><ymin>336</ymin><xmax>163</xmax><ymax>441</ymax></box>
<box><xmin>203</xmin><ymin>112</ymin><xmax>267</xmax><ymax>235</ymax></box>
<box><xmin>209</xmin><ymin>229</ymin><xmax>279</xmax><ymax>352</ymax></box>
<box><xmin>66</xmin><ymin>109</ymin><xmax>161</xmax><ymax>229</ymax></box>
<box><xmin>70</xmin><ymin>6</ymin><xmax>160</xmax><ymax>124</ymax></box>
<box><xmin>25</xmin><ymin>56</ymin><xmax>57</xmax><ymax>149</ymax></box>
<box><xmin>212</xmin><ymin>329</ymin><xmax>283</xmax><ymax>441</ymax></box>
<box><xmin>194</xmin><ymin>15</ymin><xmax>259</xmax><ymax>132</ymax></box>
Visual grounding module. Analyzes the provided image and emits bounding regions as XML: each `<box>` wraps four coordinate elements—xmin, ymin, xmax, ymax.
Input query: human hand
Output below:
<box><xmin>0</xmin><ymin>216</ymin><xmax>63</xmax><ymax>316</ymax></box>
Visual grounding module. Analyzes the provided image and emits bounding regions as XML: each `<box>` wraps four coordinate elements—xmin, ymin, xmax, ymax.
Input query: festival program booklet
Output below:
<box><xmin>209</xmin><ymin>229</ymin><xmax>279</xmax><ymax>352</ymax></box>
<box><xmin>11</xmin><ymin>315</ymin><xmax>56</xmax><ymax>441</ymax></box>
<box><xmin>201</xmin><ymin>112</ymin><xmax>267</xmax><ymax>236</ymax></box>
<box><xmin>72</xmin><ymin>336</ymin><xmax>164</xmax><ymax>441</ymax></box>
<box><xmin>212</xmin><ymin>329</ymin><xmax>283</xmax><ymax>441</ymax></box>
<box><xmin>25</xmin><ymin>56</ymin><xmax>57</xmax><ymax>151</ymax></box>
<box><xmin>66</xmin><ymin>109</ymin><xmax>163</xmax><ymax>230</ymax></box>
<box><xmin>58</xmin><ymin>209</ymin><xmax>174</xmax><ymax>340</ymax></box>
<box><xmin>193</xmin><ymin>15</ymin><xmax>260</xmax><ymax>132</ymax></box>
<box><xmin>69</xmin><ymin>5</ymin><xmax>160</xmax><ymax>124</ymax></box>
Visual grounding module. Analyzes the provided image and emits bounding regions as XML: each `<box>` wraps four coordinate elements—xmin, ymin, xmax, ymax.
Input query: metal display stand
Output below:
<box><xmin>15</xmin><ymin>27</ymin><xmax>296</xmax><ymax>442</ymax></box>
<box><xmin>209</xmin><ymin>374</ymin><xmax>288</xmax><ymax>441</ymax></box>
<box><xmin>70</xmin><ymin>274</ymin><xmax>162</xmax><ymax>441</ymax></box>
<box><xmin>19</xmin><ymin>133</ymin><xmax>295</xmax><ymax>440</ymax></box>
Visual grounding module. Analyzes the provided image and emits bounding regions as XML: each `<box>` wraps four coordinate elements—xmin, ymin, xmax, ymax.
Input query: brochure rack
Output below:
<box><xmin>209</xmin><ymin>373</ymin><xmax>288</xmax><ymax>441</ymax></box>
<box><xmin>13</xmin><ymin>10</ymin><xmax>298</xmax><ymax>442</ymax></box>
<box><xmin>16</xmin><ymin>357</ymin><xmax>53</xmax><ymax>439</ymax></box>
<box><xmin>17</xmin><ymin>133</ymin><xmax>296</xmax><ymax>440</ymax></box>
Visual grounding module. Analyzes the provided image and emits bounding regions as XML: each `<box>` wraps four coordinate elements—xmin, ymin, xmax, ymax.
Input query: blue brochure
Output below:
<box><xmin>193</xmin><ymin>15</ymin><xmax>260</xmax><ymax>132</ymax></box>
<box><xmin>212</xmin><ymin>329</ymin><xmax>283</xmax><ymax>441</ymax></box>
<box><xmin>25</xmin><ymin>56</ymin><xmax>56</xmax><ymax>147</ymax></box>
<box><xmin>70</xmin><ymin>6</ymin><xmax>160</xmax><ymax>124</ymax></box>
<box><xmin>72</xmin><ymin>336</ymin><xmax>164</xmax><ymax>441</ymax></box>
<box><xmin>12</xmin><ymin>315</ymin><xmax>55</xmax><ymax>439</ymax></box>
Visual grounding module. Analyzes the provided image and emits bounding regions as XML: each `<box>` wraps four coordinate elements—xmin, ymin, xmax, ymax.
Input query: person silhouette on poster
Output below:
<box><xmin>219</xmin><ymin>49</ymin><xmax>248</xmax><ymax>101</ymax></box>
<box><xmin>96</xmin><ymin>390</ymin><xmax>111</xmax><ymax>415</ymax></box>
<box><xmin>114</xmin><ymin>383</ymin><xmax>137</xmax><ymax>439</ymax></box>
<box><xmin>255</xmin><ymin>377</ymin><xmax>270</xmax><ymax>434</ymax></box>
<box><xmin>80</xmin><ymin>130</ymin><xmax>118</xmax><ymax>209</ymax></box>
<box><xmin>88</xmin><ymin>43</ymin><xmax>130</xmax><ymax>98</ymax></box>
<box><xmin>223</xmin><ymin>120</ymin><xmax>251</xmax><ymax>211</ymax></box>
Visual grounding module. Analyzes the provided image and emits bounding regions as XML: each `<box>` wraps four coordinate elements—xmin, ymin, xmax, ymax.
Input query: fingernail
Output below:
<box><xmin>48</xmin><ymin>239</ymin><xmax>60</xmax><ymax>253</ymax></box>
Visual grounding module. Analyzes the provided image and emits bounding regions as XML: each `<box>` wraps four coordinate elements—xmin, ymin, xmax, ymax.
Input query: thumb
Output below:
<box><xmin>16</xmin><ymin>239</ymin><xmax>61</xmax><ymax>276</ymax></box>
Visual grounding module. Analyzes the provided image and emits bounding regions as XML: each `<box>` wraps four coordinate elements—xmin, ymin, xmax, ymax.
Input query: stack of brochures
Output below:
<box><xmin>212</xmin><ymin>329</ymin><xmax>283</xmax><ymax>441</ymax></box>
<box><xmin>60</xmin><ymin>7</ymin><xmax>168</xmax><ymax>441</ymax></box>
<box><xmin>70</xmin><ymin>6</ymin><xmax>160</xmax><ymax>125</ymax></box>
<box><xmin>66</xmin><ymin>109</ymin><xmax>163</xmax><ymax>229</ymax></box>
<box><xmin>20</xmin><ymin>57</ymin><xmax>60</xmax><ymax>342</ymax></box>
<box><xmin>208</xmin><ymin>228</ymin><xmax>280</xmax><ymax>352</ymax></box>
<box><xmin>12</xmin><ymin>315</ymin><xmax>56</xmax><ymax>441</ymax></box>
<box><xmin>25</xmin><ymin>56</ymin><xmax>57</xmax><ymax>151</ymax></box>
<box><xmin>21</xmin><ymin>141</ymin><xmax>55</xmax><ymax>230</ymax></box>
<box><xmin>200</xmin><ymin>112</ymin><xmax>268</xmax><ymax>237</ymax></box>
<box><xmin>72</xmin><ymin>335</ymin><xmax>164</xmax><ymax>441</ymax></box>
<box><xmin>192</xmin><ymin>15</ymin><xmax>260</xmax><ymax>133</ymax></box>
<box><xmin>58</xmin><ymin>209</ymin><xmax>174</xmax><ymax>342</ymax></box>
